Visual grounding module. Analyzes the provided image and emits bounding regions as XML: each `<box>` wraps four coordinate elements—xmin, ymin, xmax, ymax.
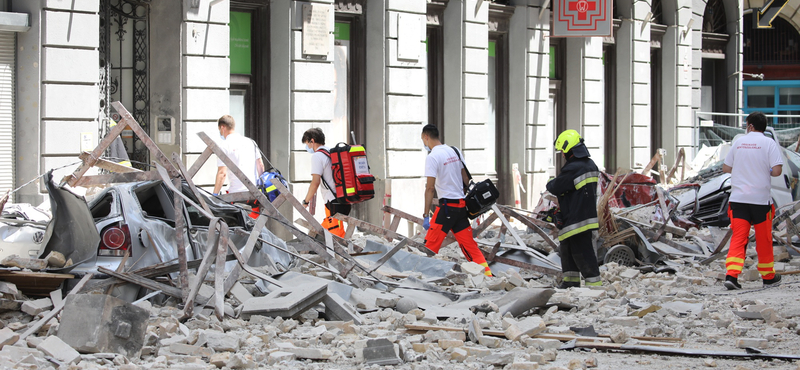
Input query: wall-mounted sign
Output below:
<box><xmin>552</xmin><ymin>0</ymin><xmax>612</xmax><ymax>37</ymax></box>
<box><xmin>230</xmin><ymin>11</ymin><xmax>252</xmax><ymax>74</ymax></box>
<box><xmin>303</xmin><ymin>3</ymin><xmax>331</xmax><ymax>56</ymax></box>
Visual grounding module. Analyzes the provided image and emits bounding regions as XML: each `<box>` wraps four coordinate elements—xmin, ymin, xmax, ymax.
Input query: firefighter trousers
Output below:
<box><xmin>726</xmin><ymin>202</ymin><xmax>775</xmax><ymax>280</ymax></box>
<box><xmin>559</xmin><ymin>230</ymin><xmax>601</xmax><ymax>285</ymax></box>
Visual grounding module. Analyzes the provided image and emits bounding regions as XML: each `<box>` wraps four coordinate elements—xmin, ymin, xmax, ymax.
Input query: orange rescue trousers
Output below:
<box><xmin>425</xmin><ymin>199</ymin><xmax>492</xmax><ymax>276</ymax></box>
<box><xmin>726</xmin><ymin>203</ymin><xmax>776</xmax><ymax>280</ymax></box>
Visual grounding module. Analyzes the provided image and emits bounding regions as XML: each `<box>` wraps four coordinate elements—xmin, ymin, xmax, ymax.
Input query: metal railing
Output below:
<box><xmin>693</xmin><ymin>111</ymin><xmax>800</xmax><ymax>153</ymax></box>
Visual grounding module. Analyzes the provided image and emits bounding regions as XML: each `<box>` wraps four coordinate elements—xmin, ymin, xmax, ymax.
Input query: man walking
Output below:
<box><xmin>421</xmin><ymin>124</ymin><xmax>492</xmax><ymax>276</ymax></box>
<box><xmin>547</xmin><ymin>130</ymin><xmax>602</xmax><ymax>288</ymax></box>
<box><xmin>301</xmin><ymin>128</ymin><xmax>350</xmax><ymax>238</ymax></box>
<box><xmin>213</xmin><ymin>115</ymin><xmax>264</xmax><ymax>218</ymax></box>
<box><xmin>722</xmin><ymin>111</ymin><xmax>783</xmax><ymax>290</ymax></box>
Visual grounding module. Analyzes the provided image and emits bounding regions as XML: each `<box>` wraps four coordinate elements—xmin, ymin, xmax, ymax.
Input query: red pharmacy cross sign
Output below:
<box><xmin>554</xmin><ymin>0</ymin><xmax>612</xmax><ymax>36</ymax></box>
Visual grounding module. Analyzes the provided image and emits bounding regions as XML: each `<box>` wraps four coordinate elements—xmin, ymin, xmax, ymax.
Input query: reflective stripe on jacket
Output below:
<box><xmin>545</xmin><ymin>143</ymin><xmax>600</xmax><ymax>241</ymax></box>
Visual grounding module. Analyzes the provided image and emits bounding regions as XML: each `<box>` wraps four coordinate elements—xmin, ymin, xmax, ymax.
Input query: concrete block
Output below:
<box><xmin>528</xmin><ymin>52</ymin><xmax>549</xmax><ymax>78</ymax></box>
<box><xmin>464</xmin><ymin>23</ymin><xmax>488</xmax><ymax>48</ymax></box>
<box><xmin>183</xmin><ymin>89</ymin><xmax>229</xmax><ymax>121</ymax></box>
<box><xmin>36</xmin><ymin>336</ymin><xmax>80</xmax><ymax>364</ymax></box>
<box><xmin>44</xmin><ymin>0</ymin><xmax>99</xmax><ymax>12</ymax></box>
<box><xmin>504</xmin><ymin>316</ymin><xmax>546</xmax><ymax>341</ymax></box>
<box><xmin>45</xmin><ymin>251</ymin><xmax>66</xmax><ymax>268</ymax></box>
<box><xmin>293</xmin><ymin>62</ymin><xmax>335</xmax><ymax>91</ymax></box>
<box><xmin>451</xmin><ymin>347</ymin><xmax>468</xmax><ymax>361</ymax></box>
<box><xmin>463</xmin><ymin>123</ymin><xmax>488</xmax><ymax>149</ymax></box>
<box><xmin>229</xmin><ymin>282</ymin><xmax>253</xmax><ymax>304</ymax></box>
<box><xmin>465</xmin><ymin>346</ymin><xmax>491</xmax><ymax>357</ymax></box>
<box><xmin>363</xmin><ymin>338</ymin><xmax>402</xmax><ymax>365</ymax></box>
<box><xmin>387</xmin><ymin>67</ymin><xmax>427</xmax><ymax>96</ymax></box>
<box><xmin>42</xmin><ymin>48</ymin><xmax>99</xmax><ymax>83</ymax></box>
<box><xmin>478</xmin><ymin>335</ymin><xmax>503</xmax><ymax>348</ymax></box>
<box><xmin>0</xmin><ymin>327</ymin><xmax>18</xmax><ymax>349</ymax></box>
<box><xmin>438</xmin><ymin>339</ymin><xmax>464</xmax><ymax>349</ymax></box>
<box><xmin>464</xmin><ymin>98</ymin><xmax>488</xmax><ymax>124</ymax></box>
<box><xmin>736</xmin><ymin>338</ymin><xmax>768</xmax><ymax>349</ymax></box>
<box><xmin>57</xmin><ymin>294</ymin><xmax>149</xmax><ymax>358</ymax></box>
<box><xmin>184</xmin><ymin>56</ymin><xmax>229</xmax><ymax>88</ymax></box>
<box><xmin>619</xmin><ymin>268</ymin><xmax>640</xmax><ymax>279</ymax></box>
<box><xmin>323</xmin><ymin>292</ymin><xmax>365</xmax><ymax>325</ymax></box>
<box><xmin>282</xmin><ymin>345</ymin><xmax>333</xmax><ymax>360</ymax></box>
<box><xmin>290</xmin><ymin>151</ymin><xmax>314</xmax><ymax>182</ymax></box>
<box><xmin>463</xmin><ymin>73</ymin><xmax>488</xmax><ymax>98</ymax></box>
<box><xmin>387</xmin><ymin>0</ymin><xmax>426</xmax><ymax>14</ymax></box>
<box><xmin>183</xmin><ymin>0</ymin><xmax>229</xmax><ymax>23</ymax></box>
<box><xmin>0</xmin><ymin>282</ymin><xmax>17</xmax><ymax>297</ymax></box>
<box><xmin>268</xmin><ymin>351</ymin><xmax>296</xmax><ymax>365</ymax></box>
<box><xmin>462</xmin><ymin>261</ymin><xmax>486</xmax><ymax>276</ymax></box>
<box><xmin>633</xmin><ymin>83</ymin><xmax>650</xmax><ymax>105</ymax></box>
<box><xmin>241</xmin><ymin>281</ymin><xmax>327</xmax><ymax>319</ymax></box>
<box><xmin>386</xmin><ymin>95</ymin><xmax>425</xmax><ymax>123</ymax></box>
<box><xmin>509</xmin><ymin>362</ymin><xmax>540</xmax><ymax>370</ymax></box>
<box><xmin>584</xmin><ymin>80</ymin><xmax>603</xmax><ymax>104</ymax></box>
<box><xmin>41</xmin><ymin>121</ymin><xmax>98</xmax><ymax>155</ymax></box>
<box><xmin>184</xmin><ymin>22</ymin><xmax>229</xmax><ymax>56</ymax></box>
<box><xmin>464</xmin><ymin>47</ymin><xmax>488</xmax><ymax>74</ymax></box>
<box><xmin>169</xmin><ymin>343</ymin><xmax>214</xmax><ymax>357</ymax></box>
<box><xmin>42</xmin><ymin>84</ymin><xmax>99</xmax><ymax>120</ymax></box>
<box><xmin>387</xmin><ymin>123</ymin><xmax>425</xmax><ymax>149</ymax></box>
<box><xmin>292</xmin><ymin>92</ymin><xmax>334</xmax><ymax>121</ymax></box>
<box><xmin>376</xmin><ymin>293</ymin><xmax>400</xmax><ymax>308</ymax></box>
<box><xmin>42</xmin><ymin>10</ymin><xmax>98</xmax><ymax>48</ymax></box>
<box><xmin>605</xmin><ymin>316</ymin><xmax>639</xmax><ymax>327</ymax></box>
<box><xmin>21</xmin><ymin>298</ymin><xmax>53</xmax><ymax>316</ymax></box>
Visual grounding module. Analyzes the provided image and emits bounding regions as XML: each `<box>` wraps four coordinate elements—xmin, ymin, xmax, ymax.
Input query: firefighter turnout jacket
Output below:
<box><xmin>545</xmin><ymin>143</ymin><xmax>600</xmax><ymax>241</ymax></box>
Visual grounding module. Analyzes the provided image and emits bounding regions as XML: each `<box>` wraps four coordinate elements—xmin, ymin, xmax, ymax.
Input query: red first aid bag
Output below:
<box><xmin>319</xmin><ymin>143</ymin><xmax>375</xmax><ymax>204</ymax></box>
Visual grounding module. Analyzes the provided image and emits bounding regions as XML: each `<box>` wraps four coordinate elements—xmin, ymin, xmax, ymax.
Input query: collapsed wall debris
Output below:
<box><xmin>0</xmin><ymin>103</ymin><xmax>798</xmax><ymax>369</ymax></box>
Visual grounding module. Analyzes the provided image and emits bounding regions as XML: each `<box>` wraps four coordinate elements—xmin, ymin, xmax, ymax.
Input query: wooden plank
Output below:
<box><xmin>269</xmin><ymin>178</ymin><xmax>326</xmax><ymax>235</ymax></box>
<box><xmin>183</xmin><ymin>219</ymin><xmax>222</xmax><ymax>318</ymax></box>
<box><xmin>472</xmin><ymin>212</ymin><xmax>499</xmax><ymax>238</ymax></box>
<box><xmin>368</xmin><ymin>239</ymin><xmax>410</xmax><ymax>273</ymax></box>
<box><xmin>344</xmin><ymin>222</ymin><xmax>357</xmax><ymax>239</ymax></box>
<box><xmin>491</xmin><ymin>205</ymin><xmax>560</xmax><ymax>270</ymax></box>
<box><xmin>499</xmin><ymin>206</ymin><xmax>560</xmax><ymax>251</ymax></box>
<box><xmin>214</xmin><ymin>222</ymin><xmax>229</xmax><ymax>321</ymax></box>
<box><xmin>65</xmin><ymin>119</ymin><xmax>130</xmax><ymax>186</ymax></box>
<box><xmin>381</xmin><ymin>205</ymin><xmax>455</xmax><ymax>246</ymax></box>
<box><xmin>222</xmin><ymin>215</ymin><xmax>269</xmax><ymax>295</ymax></box>
<box><xmin>218</xmin><ymin>192</ymin><xmax>259</xmax><ymax>203</ymax></box>
<box><xmin>19</xmin><ymin>274</ymin><xmax>93</xmax><ymax>340</ymax></box>
<box><xmin>110</xmin><ymin>102</ymin><xmax>179</xmax><ymax>177</ymax></box>
<box><xmin>187</xmin><ymin>147</ymin><xmax>214</xmax><ymax>178</ymax></box>
<box><xmin>496</xmin><ymin>204</ymin><xmax>557</xmax><ymax>231</ymax></box>
<box><xmin>387</xmin><ymin>216</ymin><xmax>402</xmax><ymax>242</ymax></box>
<box><xmin>196</xmin><ymin>132</ymin><xmax>367</xmax><ymax>288</ymax></box>
<box><xmin>73</xmin><ymin>171</ymin><xmax>161</xmax><ymax>186</ymax></box>
<box><xmin>97</xmin><ymin>267</ymin><xmax>205</xmax><ymax>302</ymax></box>
<box><xmin>79</xmin><ymin>151</ymin><xmax>141</xmax><ymax>173</ymax></box>
<box><xmin>333</xmin><ymin>214</ymin><xmax>435</xmax><ymax>256</ymax></box>
<box><xmin>173</xmin><ymin>152</ymin><xmax>211</xmax><ymax>215</ymax></box>
<box><xmin>172</xmin><ymin>186</ymin><xmax>190</xmax><ymax>300</ymax></box>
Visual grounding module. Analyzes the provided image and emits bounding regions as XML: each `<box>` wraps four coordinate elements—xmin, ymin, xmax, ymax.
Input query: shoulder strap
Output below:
<box><xmin>450</xmin><ymin>146</ymin><xmax>473</xmax><ymax>181</ymax></box>
<box><xmin>315</xmin><ymin>148</ymin><xmax>336</xmax><ymax>193</ymax></box>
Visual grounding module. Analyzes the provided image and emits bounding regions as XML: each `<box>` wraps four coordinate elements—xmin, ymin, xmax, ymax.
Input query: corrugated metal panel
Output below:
<box><xmin>0</xmin><ymin>32</ymin><xmax>15</xmax><ymax>197</ymax></box>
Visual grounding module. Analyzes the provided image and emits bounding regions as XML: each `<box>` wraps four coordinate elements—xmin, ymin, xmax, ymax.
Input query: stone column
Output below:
<box><xmin>461</xmin><ymin>0</ymin><xmax>490</xmax><ymax>176</ymax></box>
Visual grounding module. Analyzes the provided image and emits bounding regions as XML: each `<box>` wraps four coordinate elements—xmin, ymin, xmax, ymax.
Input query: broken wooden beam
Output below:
<box><xmin>333</xmin><ymin>214</ymin><xmax>435</xmax><ymax>256</ymax></box>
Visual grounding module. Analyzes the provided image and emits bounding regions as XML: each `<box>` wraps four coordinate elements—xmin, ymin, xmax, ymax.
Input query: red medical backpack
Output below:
<box><xmin>319</xmin><ymin>143</ymin><xmax>375</xmax><ymax>204</ymax></box>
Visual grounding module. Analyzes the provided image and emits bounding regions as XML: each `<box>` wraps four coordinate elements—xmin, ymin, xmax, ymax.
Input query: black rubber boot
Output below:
<box><xmin>724</xmin><ymin>275</ymin><xmax>741</xmax><ymax>290</ymax></box>
<box><xmin>557</xmin><ymin>281</ymin><xmax>580</xmax><ymax>289</ymax></box>
<box><xmin>763</xmin><ymin>273</ymin><xmax>782</xmax><ymax>286</ymax></box>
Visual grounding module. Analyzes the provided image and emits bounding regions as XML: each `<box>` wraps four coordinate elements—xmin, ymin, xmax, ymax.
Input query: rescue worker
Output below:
<box><xmin>300</xmin><ymin>128</ymin><xmax>350</xmax><ymax>238</ymax></box>
<box><xmin>213</xmin><ymin>115</ymin><xmax>265</xmax><ymax>219</ymax></box>
<box><xmin>722</xmin><ymin>111</ymin><xmax>783</xmax><ymax>290</ymax></box>
<box><xmin>420</xmin><ymin>124</ymin><xmax>492</xmax><ymax>276</ymax></box>
<box><xmin>547</xmin><ymin>130</ymin><xmax>602</xmax><ymax>288</ymax></box>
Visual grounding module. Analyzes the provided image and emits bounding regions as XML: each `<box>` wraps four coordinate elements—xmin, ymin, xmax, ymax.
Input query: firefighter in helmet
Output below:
<box><xmin>546</xmin><ymin>130</ymin><xmax>602</xmax><ymax>288</ymax></box>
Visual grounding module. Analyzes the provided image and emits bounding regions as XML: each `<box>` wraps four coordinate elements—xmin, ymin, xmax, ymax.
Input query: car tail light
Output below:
<box><xmin>98</xmin><ymin>224</ymin><xmax>130</xmax><ymax>257</ymax></box>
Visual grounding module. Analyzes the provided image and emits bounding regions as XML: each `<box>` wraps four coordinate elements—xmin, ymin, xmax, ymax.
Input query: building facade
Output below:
<box><xmin>4</xmin><ymin>0</ymin><xmax>797</xmax><ymax>232</ymax></box>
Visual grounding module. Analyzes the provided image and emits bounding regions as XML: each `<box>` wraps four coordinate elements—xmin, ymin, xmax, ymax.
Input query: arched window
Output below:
<box><xmin>702</xmin><ymin>0</ymin><xmax>727</xmax><ymax>34</ymax></box>
<box><xmin>744</xmin><ymin>13</ymin><xmax>800</xmax><ymax>64</ymax></box>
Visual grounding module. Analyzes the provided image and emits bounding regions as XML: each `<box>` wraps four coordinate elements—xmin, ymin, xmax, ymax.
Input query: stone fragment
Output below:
<box><xmin>523</xmin><ymin>338</ymin><xmax>562</xmax><ymax>350</ymax></box>
<box><xmin>0</xmin><ymin>327</ymin><xmax>18</xmax><ymax>349</ymax></box>
<box><xmin>585</xmin><ymin>357</ymin><xmax>598</xmax><ymax>368</ymax></box>
<box><xmin>268</xmin><ymin>351</ymin><xmax>296</xmax><ymax>365</ymax></box>
<box><xmin>56</xmin><ymin>294</ymin><xmax>149</xmax><ymax>359</ymax></box>
<box><xmin>395</xmin><ymin>297</ymin><xmax>417</xmax><ymax>314</ymax></box>
<box><xmin>282</xmin><ymin>346</ymin><xmax>333</xmax><ymax>360</ymax></box>
<box><xmin>578</xmin><ymin>289</ymin><xmax>606</xmax><ymax>299</ymax></box>
<box><xmin>461</xmin><ymin>261</ymin><xmax>486</xmax><ymax>276</ymax></box>
<box><xmin>363</xmin><ymin>338</ymin><xmax>401</xmax><ymax>365</ymax></box>
<box><xmin>21</xmin><ymin>297</ymin><xmax>53</xmax><ymax>316</ymax></box>
<box><xmin>323</xmin><ymin>293</ymin><xmax>365</xmax><ymax>325</ymax></box>
<box><xmin>478</xmin><ymin>335</ymin><xmax>503</xmax><ymax>348</ymax></box>
<box><xmin>505</xmin><ymin>269</ymin><xmax>526</xmax><ymax>287</ymax></box>
<box><xmin>468</xmin><ymin>314</ymin><xmax>484</xmax><ymax>343</ymax></box>
<box><xmin>605</xmin><ymin>316</ymin><xmax>638</xmax><ymax>327</ymax></box>
<box><xmin>504</xmin><ymin>316</ymin><xmax>546</xmax><ymax>341</ymax></box>
<box><xmin>703</xmin><ymin>359</ymin><xmax>717</xmax><ymax>367</ymax></box>
<box><xmin>226</xmin><ymin>353</ymin><xmax>256</xmax><ymax>369</ymax></box>
<box><xmin>509</xmin><ymin>362</ymin><xmax>540</xmax><ymax>370</ymax></box>
<box><xmin>44</xmin><ymin>251</ymin><xmax>66</xmax><ymax>268</ymax></box>
<box><xmin>465</xmin><ymin>346</ymin><xmax>491</xmax><ymax>357</ymax></box>
<box><xmin>482</xmin><ymin>351</ymin><xmax>514</xmax><ymax>366</ymax></box>
<box><xmin>619</xmin><ymin>268</ymin><xmax>640</xmax><ymax>279</ymax></box>
<box><xmin>568</xmin><ymin>358</ymin><xmax>586</xmax><ymax>369</ymax></box>
<box><xmin>739</xmin><ymin>269</ymin><xmax>761</xmax><ymax>282</ymax></box>
<box><xmin>169</xmin><ymin>343</ymin><xmax>214</xmax><ymax>357</ymax></box>
<box><xmin>241</xmin><ymin>281</ymin><xmax>327</xmax><ymax>319</ymax></box>
<box><xmin>610</xmin><ymin>330</ymin><xmax>630</xmax><ymax>343</ymax></box>
<box><xmin>736</xmin><ymin>338</ymin><xmax>768</xmax><ymax>349</ymax></box>
<box><xmin>412</xmin><ymin>342</ymin><xmax>435</xmax><ymax>353</ymax></box>
<box><xmin>375</xmin><ymin>294</ymin><xmax>400</xmax><ymax>308</ymax></box>
<box><xmin>0</xmin><ymin>299</ymin><xmax>21</xmax><ymax>312</ymax></box>
<box><xmin>496</xmin><ymin>288</ymin><xmax>556</xmax><ymax>317</ymax></box>
<box><xmin>450</xmin><ymin>347</ymin><xmax>468</xmax><ymax>362</ymax></box>
<box><xmin>36</xmin><ymin>336</ymin><xmax>80</xmax><ymax>364</ymax></box>
<box><xmin>438</xmin><ymin>339</ymin><xmax>464</xmax><ymax>349</ymax></box>
<box><xmin>204</xmin><ymin>330</ymin><xmax>241</xmax><ymax>352</ymax></box>
<box><xmin>0</xmin><ymin>255</ymin><xmax>47</xmax><ymax>270</ymax></box>
<box><xmin>0</xmin><ymin>282</ymin><xmax>18</xmax><ymax>296</ymax></box>
<box><xmin>229</xmin><ymin>282</ymin><xmax>253</xmax><ymax>305</ymax></box>
<box><xmin>209</xmin><ymin>352</ymin><xmax>231</xmax><ymax>368</ymax></box>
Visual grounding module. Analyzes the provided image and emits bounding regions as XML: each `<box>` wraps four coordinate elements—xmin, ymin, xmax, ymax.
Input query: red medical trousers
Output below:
<box><xmin>424</xmin><ymin>199</ymin><xmax>491</xmax><ymax>276</ymax></box>
<box><xmin>726</xmin><ymin>202</ymin><xmax>776</xmax><ymax>280</ymax></box>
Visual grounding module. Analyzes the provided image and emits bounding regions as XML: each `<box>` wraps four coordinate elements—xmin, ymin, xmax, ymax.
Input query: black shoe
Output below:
<box><xmin>763</xmin><ymin>273</ymin><xmax>782</xmax><ymax>287</ymax></box>
<box><xmin>557</xmin><ymin>281</ymin><xmax>580</xmax><ymax>289</ymax></box>
<box><xmin>724</xmin><ymin>275</ymin><xmax>741</xmax><ymax>290</ymax></box>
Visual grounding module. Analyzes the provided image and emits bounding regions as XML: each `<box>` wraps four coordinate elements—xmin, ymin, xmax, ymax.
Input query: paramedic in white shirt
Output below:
<box><xmin>213</xmin><ymin>115</ymin><xmax>264</xmax><ymax>217</ymax></box>
<box><xmin>301</xmin><ymin>127</ymin><xmax>351</xmax><ymax>237</ymax></box>
<box><xmin>421</xmin><ymin>124</ymin><xmax>492</xmax><ymax>276</ymax></box>
<box><xmin>721</xmin><ymin>111</ymin><xmax>783</xmax><ymax>290</ymax></box>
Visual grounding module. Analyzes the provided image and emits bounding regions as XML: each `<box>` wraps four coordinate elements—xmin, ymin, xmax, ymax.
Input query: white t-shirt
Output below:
<box><xmin>217</xmin><ymin>132</ymin><xmax>260</xmax><ymax>194</ymax></box>
<box><xmin>311</xmin><ymin>146</ymin><xmax>337</xmax><ymax>203</ymax></box>
<box><xmin>425</xmin><ymin>145</ymin><xmax>466</xmax><ymax>200</ymax></box>
<box><xmin>724</xmin><ymin>131</ymin><xmax>784</xmax><ymax>205</ymax></box>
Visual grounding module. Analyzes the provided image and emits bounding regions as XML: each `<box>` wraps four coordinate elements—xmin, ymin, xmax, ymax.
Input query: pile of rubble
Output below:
<box><xmin>1</xmin><ymin>102</ymin><xmax>799</xmax><ymax>370</ymax></box>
